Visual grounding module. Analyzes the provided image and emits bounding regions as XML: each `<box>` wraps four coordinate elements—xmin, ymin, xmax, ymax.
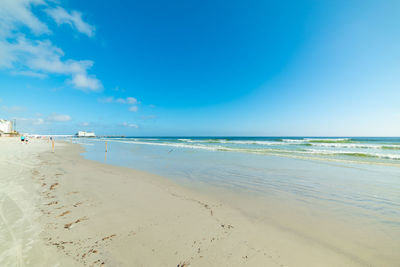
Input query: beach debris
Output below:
<box><xmin>45</xmin><ymin>193</ymin><xmax>56</xmax><ymax>199</ymax></box>
<box><xmin>50</xmin><ymin>182</ymin><xmax>59</xmax><ymax>190</ymax></box>
<box><xmin>73</xmin><ymin>202</ymin><xmax>83</xmax><ymax>207</ymax></box>
<box><xmin>46</xmin><ymin>201</ymin><xmax>58</xmax><ymax>205</ymax></box>
<box><xmin>64</xmin><ymin>217</ymin><xmax>88</xmax><ymax>229</ymax></box>
<box><xmin>220</xmin><ymin>224</ymin><xmax>234</xmax><ymax>229</ymax></box>
<box><xmin>58</xmin><ymin>210</ymin><xmax>71</xmax><ymax>217</ymax></box>
<box><xmin>128</xmin><ymin>231</ymin><xmax>136</xmax><ymax>236</ymax></box>
<box><xmin>177</xmin><ymin>261</ymin><xmax>190</xmax><ymax>267</ymax></box>
<box><xmin>93</xmin><ymin>259</ymin><xmax>105</xmax><ymax>266</ymax></box>
<box><xmin>60</xmin><ymin>241</ymin><xmax>74</xmax><ymax>245</ymax></box>
<box><xmin>102</xmin><ymin>234</ymin><xmax>116</xmax><ymax>241</ymax></box>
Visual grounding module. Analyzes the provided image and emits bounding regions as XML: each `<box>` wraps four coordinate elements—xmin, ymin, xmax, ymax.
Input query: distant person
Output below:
<box><xmin>21</xmin><ymin>135</ymin><xmax>25</xmax><ymax>142</ymax></box>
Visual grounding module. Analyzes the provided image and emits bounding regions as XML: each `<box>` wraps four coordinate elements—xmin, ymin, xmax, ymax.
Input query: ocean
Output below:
<box><xmin>87</xmin><ymin>136</ymin><xmax>400</xmax><ymax>163</ymax></box>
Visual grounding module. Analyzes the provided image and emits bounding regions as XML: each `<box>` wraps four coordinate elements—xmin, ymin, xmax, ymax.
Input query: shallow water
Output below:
<box><xmin>78</xmin><ymin>137</ymin><xmax>400</xmax><ymax>265</ymax></box>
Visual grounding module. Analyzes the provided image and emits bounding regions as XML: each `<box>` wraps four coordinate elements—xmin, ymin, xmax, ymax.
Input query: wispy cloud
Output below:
<box><xmin>0</xmin><ymin>0</ymin><xmax>50</xmax><ymax>37</ymax></box>
<box><xmin>101</xmin><ymin>96</ymin><xmax>138</xmax><ymax>105</ymax></box>
<box><xmin>10</xmin><ymin>70</ymin><xmax>47</xmax><ymax>78</ymax></box>
<box><xmin>12</xmin><ymin>117</ymin><xmax>44</xmax><ymax>126</ymax></box>
<box><xmin>1</xmin><ymin>105</ymin><xmax>27</xmax><ymax>113</ymax></box>
<box><xmin>122</xmin><ymin>122</ymin><xmax>139</xmax><ymax>128</ymax></box>
<box><xmin>99</xmin><ymin>96</ymin><xmax>139</xmax><ymax>112</ymax></box>
<box><xmin>46</xmin><ymin>113</ymin><xmax>71</xmax><ymax>122</ymax></box>
<box><xmin>0</xmin><ymin>0</ymin><xmax>101</xmax><ymax>91</ymax></box>
<box><xmin>128</xmin><ymin>106</ymin><xmax>138</xmax><ymax>112</ymax></box>
<box><xmin>98</xmin><ymin>97</ymin><xmax>114</xmax><ymax>103</ymax></box>
<box><xmin>45</xmin><ymin>7</ymin><xmax>95</xmax><ymax>37</ymax></box>
<box><xmin>117</xmin><ymin>97</ymin><xmax>137</xmax><ymax>104</ymax></box>
<box><xmin>140</xmin><ymin>115</ymin><xmax>156</xmax><ymax>120</ymax></box>
<box><xmin>33</xmin><ymin>118</ymin><xmax>44</xmax><ymax>125</ymax></box>
<box><xmin>70</xmin><ymin>73</ymin><xmax>102</xmax><ymax>91</ymax></box>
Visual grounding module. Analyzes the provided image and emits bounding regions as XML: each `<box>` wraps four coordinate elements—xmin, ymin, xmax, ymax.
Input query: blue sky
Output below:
<box><xmin>0</xmin><ymin>0</ymin><xmax>399</xmax><ymax>136</ymax></box>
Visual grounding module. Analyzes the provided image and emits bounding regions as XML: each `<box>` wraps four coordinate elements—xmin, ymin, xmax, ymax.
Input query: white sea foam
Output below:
<box><xmin>304</xmin><ymin>138</ymin><xmax>350</xmax><ymax>142</ymax></box>
<box><xmin>114</xmin><ymin>140</ymin><xmax>226</xmax><ymax>151</ymax></box>
<box><xmin>304</xmin><ymin>149</ymin><xmax>400</xmax><ymax>160</ymax></box>
<box><xmin>307</xmin><ymin>143</ymin><xmax>398</xmax><ymax>149</ymax></box>
<box><xmin>91</xmin><ymin>138</ymin><xmax>400</xmax><ymax>161</ymax></box>
<box><xmin>177</xmin><ymin>139</ymin><xmax>288</xmax><ymax>146</ymax></box>
<box><xmin>281</xmin><ymin>139</ymin><xmax>305</xmax><ymax>143</ymax></box>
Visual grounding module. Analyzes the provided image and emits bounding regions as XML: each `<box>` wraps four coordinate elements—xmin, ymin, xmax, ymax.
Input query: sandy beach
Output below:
<box><xmin>0</xmin><ymin>137</ymin><xmax>398</xmax><ymax>266</ymax></box>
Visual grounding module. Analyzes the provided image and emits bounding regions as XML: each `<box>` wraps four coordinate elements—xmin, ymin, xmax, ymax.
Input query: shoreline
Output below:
<box><xmin>0</xmin><ymin>137</ymin><xmax>398</xmax><ymax>266</ymax></box>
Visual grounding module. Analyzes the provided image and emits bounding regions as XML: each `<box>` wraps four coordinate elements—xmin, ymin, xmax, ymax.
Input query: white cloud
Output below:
<box><xmin>115</xmin><ymin>98</ymin><xmax>126</xmax><ymax>104</ymax></box>
<box><xmin>0</xmin><ymin>36</ymin><xmax>102</xmax><ymax>91</ymax></box>
<box><xmin>33</xmin><ymin>118</ymin><xmax>44</xmax><ymax>125</ymax></box>
<box><xmin>0</xmin><ymin>0</ymin><xmax>101</xmax><ymax>91</ymax></box>
<box><xmin>99</xmin><ymin>96</ymin><xmax>138</xmax><ymax>104</ymax></box>
<box><xmin>0</xmin><ymin>0</ymin><xmax>50</xmax><ymax>37</ymax></box>
<box><xmin>71</xmin><ymin>73</ymin><xmax>102</xmax><ymax>91</ymax></box>
<box><xmin>112</xmin><ymin>86</ymin><xmax>125</xmax><ymax>92</ymax></box>
<box><xmin>12</xmin><ymin>117</ymin><xmax>44</xmax><ymax>126</ymax></box>
<box><xmin>1</xmin><ymin>105</ymin><xmax>27</xmax><ymax>113</ymax></box>
<box><xmin>98</xmin><ymin>96</ymin><xmax>114</xmax><ymax>103</ymax></box>
<box><xmin>113</xmin><ymin>97</ymin><xmax>138</xmax><ymax>104</ymax></box>
<box><xmin>46</xmin><ymin>113</ymin><xmax>71</xmax><ymax>122</ymax></box>
<box><xmin>122</xmin><ymin>122</ymin><xmax>138</xmax><ymax>128</ymax></box>
<box><xmin>13</xmin><ymin>113</ymin><xmax>71</xmax><ymax>126</ymax></box>
<box><xmin>79</xmin><ymin>122</ymin><xmax>89</xmax><ymax>126</ymax></box>
<box><xmin>140</xmin><ymin>115</ymin><xmax>156</xmax><ymax>120</ymax></box>
<box><xmin>126</xmin><ymin>97</ymin><xmax>137</xmax><ymax>104</ymax></box>
<box><xmin>46</xmin><ymin>7</ymin><xmax>95</xmax><ymax>37</ymax></box>
<box><xmin>10</xmin><ymin>70</ymin><xmax>47</xmax><ymax>78</ymax></box>
<box><xmin>129</xmin><ymin>106</ymin><xmax>138</xmax><ymax>112</ymax></box>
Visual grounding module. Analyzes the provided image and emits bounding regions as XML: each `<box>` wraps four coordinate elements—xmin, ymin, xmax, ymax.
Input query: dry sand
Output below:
<box><xmin>0</xmin><ymin>137</ymin><xmax>391</xmax><ymax>266</ymax></box>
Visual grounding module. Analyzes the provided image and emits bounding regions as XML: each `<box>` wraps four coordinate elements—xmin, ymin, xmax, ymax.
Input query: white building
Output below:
<box><xmin>0</xmin><ymin>119</ymin><xmax>13</xmax><ymax>134</ymax></box>
<box><xmin>76</xmin><ymin>131</ymin><xmax>96</xmax><ymax>137</ymax></box>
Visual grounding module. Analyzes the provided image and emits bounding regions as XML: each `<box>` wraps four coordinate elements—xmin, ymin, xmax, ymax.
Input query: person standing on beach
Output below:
<box><xmin>21</xmin><ymin>135</ymin><xmax>25</xmax><ymax>142</ymax></box>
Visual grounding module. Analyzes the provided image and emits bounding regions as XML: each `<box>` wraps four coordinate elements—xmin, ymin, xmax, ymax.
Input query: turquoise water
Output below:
<box><xmin>93</xmin><ymin>137</ymin><xmax>400</xmax><ymax>164</ymax></box>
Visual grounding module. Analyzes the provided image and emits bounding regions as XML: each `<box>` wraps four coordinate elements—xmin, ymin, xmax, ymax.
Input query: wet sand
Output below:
<box><xmin>0</xmin><ymin>137</ymin><xmax>397</xmax><ymax>266</ymax></box>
